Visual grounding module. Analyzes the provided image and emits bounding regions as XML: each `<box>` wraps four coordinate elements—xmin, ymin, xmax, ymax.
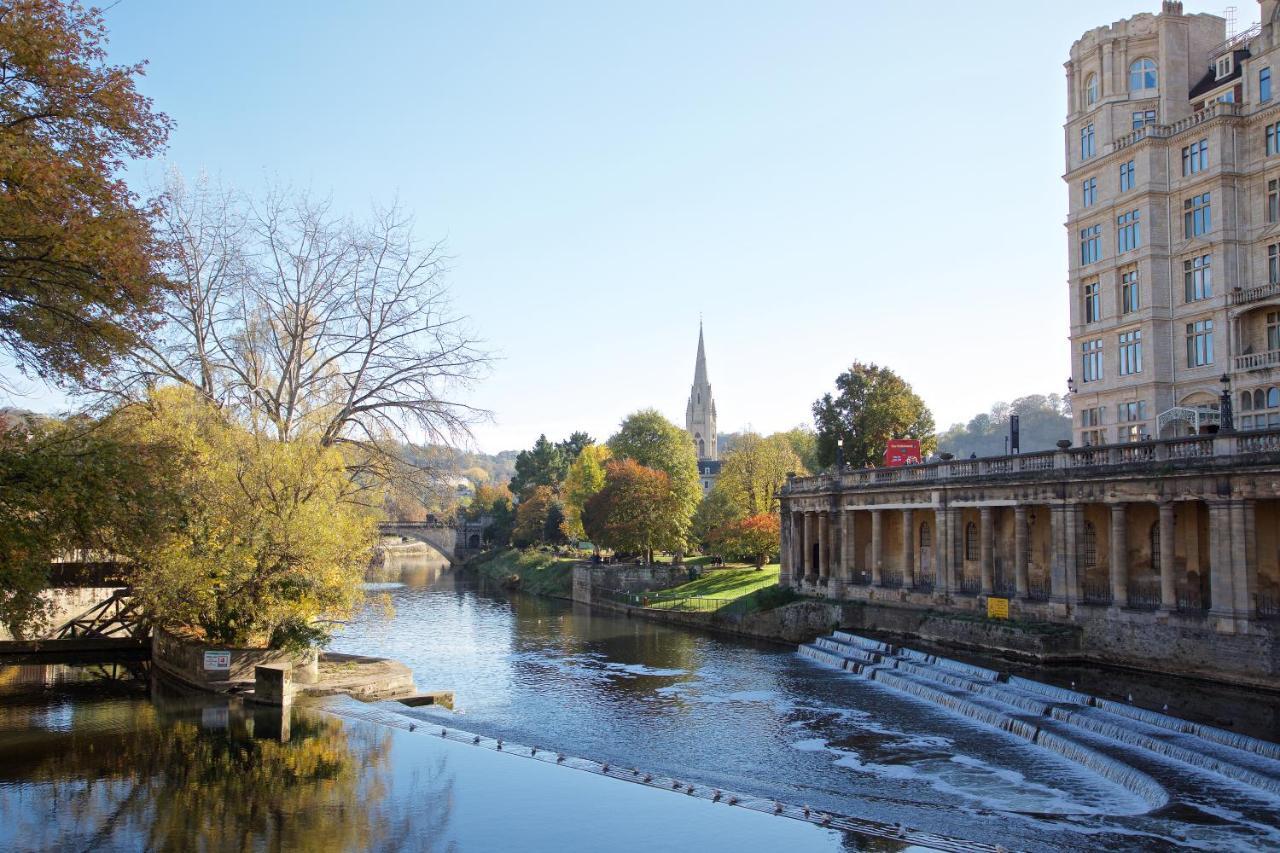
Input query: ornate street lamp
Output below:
<box><xmin>836</xmin><ymin>437</ymin><xmax>844</xmax><ymax>469</ymax></box>
<box><xmin>1219</xmin><ymin>373</ymin><xmax>1234</xmax><ymax>433</ymax></box>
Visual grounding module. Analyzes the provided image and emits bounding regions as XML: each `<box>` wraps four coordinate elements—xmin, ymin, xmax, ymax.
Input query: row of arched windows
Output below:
<box><xmin>1085</xmin><ymin>59</ymin><xmax>1158</xmax><ymax>106</ymax></box>
<box><xmin>942</xmin><ymin>518</ymin><xmax>1168</xmax><ymax>570</ymax></box>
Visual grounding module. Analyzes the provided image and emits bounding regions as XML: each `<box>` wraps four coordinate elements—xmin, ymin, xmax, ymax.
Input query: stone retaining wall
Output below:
<box><xmin>571</xmin><ymin>563</ymin><xmax>695</xmax><ymax>604</ymax></box>
<box><xmin>151</xmin><ymin>628</ymin><xmax>318</xmax><ymax>689</ymax></box>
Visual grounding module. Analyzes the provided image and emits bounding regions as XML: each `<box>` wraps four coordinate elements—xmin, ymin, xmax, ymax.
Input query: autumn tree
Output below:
<box><xmin>509</xmin><ymin>434</ymin><xmax>568</xmax><ymax>495</ymax></box>
<box><xmin>692</xmin><ymin>486</ymin><xmax>738</xmax><ymax>552</ymax></box>
<box><xmin>560</xmin><ymin>443</ymin><xmax>609</xmax><ymax>543</ymax></box>
<box><xmin>715</xmin><ymin>432</ymin><xmax>804</xmax><ymax>517</ymax></box>
<box><xmin>606</xmin><ymin>409</ymin><xmax>700</xmax><ymax>543</ymax></box>
<box><xmin>712</xmin><ymin>514</ymin><xmax>780</xmax><ymax>569</ymax></box>
<box><xmin>812</xmin><ymin>362</ymin><xmax>936</xmax><ymax>469</ymax></box>
<box><xmin>582</xmin><ymin>459</ymin><xmax>687</xmax><ymax>562</ymax></box>
<box><xmin>466</xmin><ymin>482</ymin><xmax>514</xmax><ymax>547</ymax></box>
<box><xmin>0</xmin><ymin>0</ymin><xmax>171</xmax><ymax>384</ymax></box>
<box><xmin>512</xmin><ymin>484</ymin><xmax>560</xmax><ymax>548</ymax></box>
<box><xmin>123</xmin><ymin>387</ymin><xmax>377</xmax><ymax>649</ymax></box>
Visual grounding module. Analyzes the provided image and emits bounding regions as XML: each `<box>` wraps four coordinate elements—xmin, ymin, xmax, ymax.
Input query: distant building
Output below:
<box><xmin>684</xmin><ymin>323</ymin><xmax>721</xmax><ymax>495</ymax></box>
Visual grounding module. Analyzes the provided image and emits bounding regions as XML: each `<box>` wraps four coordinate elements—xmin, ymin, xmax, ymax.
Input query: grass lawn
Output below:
<box><xmin>635</xmin><ymin>564</ymin><xmax>796</xmax><ymax>615</ymax></box>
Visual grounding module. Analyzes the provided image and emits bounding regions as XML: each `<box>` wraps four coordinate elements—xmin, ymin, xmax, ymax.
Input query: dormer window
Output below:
<box><xmin>1215</xmin><ymin>54</ymin><xmax>1234</xmax><ymax>80</ymax></box>
<box><xmin>1086</xmin><ymin>74</ymin><xmax>1098</xmax><ymax>106</ymax></box>
<box><xmin>1130</xmin><ymin>58</ymin><xmax>1157</xmax><ymax>92</ymax></box>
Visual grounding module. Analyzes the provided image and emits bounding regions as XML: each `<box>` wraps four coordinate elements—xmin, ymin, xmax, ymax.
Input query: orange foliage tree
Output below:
<box><xmin>713</xmin><ymin>513</ymin><xmax>780</xmax><ymax>569</ymax></box>
<box><xmin>582</xmin><ymin>459</ymin><xmax>685</xmax><ymax>562</ymax></box>
<box><xmin>0</xmin><ymin>0</ymin><xmax>171</xmax><ymax>383</ymax></box>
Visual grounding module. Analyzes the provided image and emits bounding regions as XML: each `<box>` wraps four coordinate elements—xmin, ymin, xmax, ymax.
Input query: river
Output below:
<box><xmin>328</xmin><ymin>556</ymin><xmax>1280</xmax><ymax>850</ymax></box>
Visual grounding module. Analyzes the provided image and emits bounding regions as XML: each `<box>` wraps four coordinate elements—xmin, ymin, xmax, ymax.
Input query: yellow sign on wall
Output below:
<box><xmin>987</xmin><ymin>597</ymin><xmax>1010</xmax><ymax>620</ymax></box>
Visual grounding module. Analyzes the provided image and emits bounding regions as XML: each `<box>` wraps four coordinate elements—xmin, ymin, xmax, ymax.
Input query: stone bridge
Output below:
<box><xmin>378</xmin><ymin>521</ymin><xmax>485</xmax><ymax>564</ymax></box>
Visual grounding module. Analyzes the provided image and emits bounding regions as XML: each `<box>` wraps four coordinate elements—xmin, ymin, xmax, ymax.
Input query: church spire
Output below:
<box><xmin>694</xmin><ymin>320</ymin><xmax>708</xmax><ymax>386</ymax></box>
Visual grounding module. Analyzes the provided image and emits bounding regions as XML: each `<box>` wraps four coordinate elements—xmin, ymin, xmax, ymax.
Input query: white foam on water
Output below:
<box><xmin>790</xmin><ymin>738</ymin><xmax>831</xmax><ymax>753</ymax></box>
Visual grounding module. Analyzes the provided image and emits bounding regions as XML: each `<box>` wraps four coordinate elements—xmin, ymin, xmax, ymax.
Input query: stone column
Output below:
<box><xmin>940</xmin><ymin>506</ymin><xmax>960</xmax><ymax>594</ymax></box>
<box><xmin>1014</xmin><ymin>505</ymin><xmax>1029</xmax><ymax>598</ymax></box>
<box><xmin>1050</xmin><ymin>504</ymin><xmax>1080</xmax><ymax>606</ymax></box>
<box><xmin>1233</xmin><ymin>499</ymin><xmax>1258</xmax><ymax>620</ymax></box>
<box><xmin>841</xmin><ymin>509</ymin><xmax>855</xmax><ymax>582</ymax></box>
<box><xmin>838</xmin><ymin>508</ymin><xmax>850</xmax><ymax>586</ymax></box>
<box><xmin>979</xmin><ymin>507</ymin><xmax>995</xmax><ymax>595</ymax></box>
<box><xmin>901</xmin><ymin>508</ymin><xmax>915</xmax><ymax>588</ymax></box>
<box><xmin>870</xmin><ymin>509</ymin><xmax>884</xmax><ymax>586</ymax></box>
<box><xmin>803</xmin><ymin>511</ymin><xmax>816</xmax><ymax>584</ymax></box>
<box><xmin>1110</xmin><ymin>502</ymin><xmax>1128</xmax><ymax>608</ymax></box>
<box><xmin>1208</xmin><ymin>501</ymin><xmax>1235</xmax><ymax>628</ymax></box>
<box><xmin>817</xmin><ymin>512</ymin><xmax>829</xmax><ymax>582</ymax></box>
<box><xmin>1158</xmin><ymin>502</ymin><xmax>1176</xmax><ymax>611</ymax></box>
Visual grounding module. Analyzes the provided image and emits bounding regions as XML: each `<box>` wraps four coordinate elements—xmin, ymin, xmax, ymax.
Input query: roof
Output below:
<box><xmin>1188</xmin><ymin>47</ymin><xmax>1247</xmax><ymax>99</ymax></box>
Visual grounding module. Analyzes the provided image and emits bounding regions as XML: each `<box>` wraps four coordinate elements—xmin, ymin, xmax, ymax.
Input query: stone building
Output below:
<box><xmin>685</xmin><ymin>322</ymin><xmax>721</xmax><ymax>494</ymax></box>
<box><xmin>1065</xmin><ymin>1</ymin><xmax>1280</xmax><ymax>445</ymax></box>
<box><xmin>778</xmin><ymin>1</ymin><xmax>1280</xmax><ymax>684</ymax></box>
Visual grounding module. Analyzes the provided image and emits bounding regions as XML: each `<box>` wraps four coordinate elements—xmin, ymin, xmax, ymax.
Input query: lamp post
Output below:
<box><xmin>1219</xmin><ymin>373</ymin><xmax>1234</xmax><ymax>433</ymax></box>
<box><xmin>836</xmin><ymin>437</ymin><xmax>844</xmax><ymax>470</ymax></box>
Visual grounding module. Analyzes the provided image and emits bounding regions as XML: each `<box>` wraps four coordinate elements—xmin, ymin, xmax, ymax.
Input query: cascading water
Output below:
<box><xmin>798</xmin><ymin>630</ymin><xmax>1280</xmax><ymax>811</ymax></box>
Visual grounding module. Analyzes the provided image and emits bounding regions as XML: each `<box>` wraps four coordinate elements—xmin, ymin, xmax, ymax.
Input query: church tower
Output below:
<box><xmin>685</xmin><ymin>322</ymin><xmax>718</xmax><ymax>462</ymax></box>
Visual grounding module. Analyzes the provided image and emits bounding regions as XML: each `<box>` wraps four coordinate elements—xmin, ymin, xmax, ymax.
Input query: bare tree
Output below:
<box><xmin>98</xmin><ymin>173</ymin><xmax>489</xmax><ymax>497</ymax></box>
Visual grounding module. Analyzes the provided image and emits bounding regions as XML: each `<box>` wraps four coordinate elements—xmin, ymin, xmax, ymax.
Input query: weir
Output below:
<box><xmin>797</xmin><ymin>633</ymin><xmax>1280</xmax><ymax>810</ymax></box>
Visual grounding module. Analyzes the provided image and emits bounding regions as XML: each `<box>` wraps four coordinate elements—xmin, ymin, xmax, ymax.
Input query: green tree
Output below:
<box><xmin>936</xmin><ymin>394</ymin><xmax>1072</xmax><ymax>457</ymax></box>
<box><xmin>0</xmin><ymin>0</ymin><xmax>171</xmax><ymax>383</ymax></box>
<box><xmin>0</xmin><ymin>412</ymin><xmax>177</xmax><ymax>637</ymax></box>
<box><xmin>606</xmin><ymin>409</ymin><xmax>700</xmax><ymax>542</ymax></box>
<box><xmin>715</xmin><ymin>432</ymin><xmax>804</xmax><ymax>517</ymax></box>
<box><xmin>560</xmin><ymin>444</ymin><xmax>609</xmax><ymax>542</ymax></box>
<box><xmin>509</xmin><ymin>434</ymin><xmax>568</xmax><ymax>495</ymax></box>
<box><xmin>777</xmin><ymin>426</ymin><xmax>819</xmax><ymax>473</ymax></box>
<box><xmin>467</xmin><ymin>482</ymin><xmax>514</xmax><ymax>547</ymax></box>
<box><xmin>692</xmin><ymin>487</ymin><xmax>739</xmax><ymax>552</ymax></box>
<box><xmin>582</xmin><ymin>459</ymin><xmax>686</xmax><ymax>562</ymax></box>
<box><xmin>812</xmin><ymin>362</ymin><xmax>936</xmax><ymax>469</ymax></box>
<box><xmin>556</xmin><ymin>431</ymin><xmax>594</xmax><ymax>461</ymax></box>
<box><xmin>124</xmin><ymin>387</ymin><xmax>376</xmax><ymax>649</ymax></box>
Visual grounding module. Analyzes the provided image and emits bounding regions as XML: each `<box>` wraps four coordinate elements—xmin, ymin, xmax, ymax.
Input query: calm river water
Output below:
<box><xmin>329</xmin><ymin>556</ymin><xmax>1280</xmax><ymax>851</ymax></box>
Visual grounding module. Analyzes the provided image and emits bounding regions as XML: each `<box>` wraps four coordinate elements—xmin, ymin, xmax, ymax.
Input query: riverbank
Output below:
<box><xmin>467</xmin><ymin>548</ymin><xmax>578</xmax><ymax>596</ymax></box>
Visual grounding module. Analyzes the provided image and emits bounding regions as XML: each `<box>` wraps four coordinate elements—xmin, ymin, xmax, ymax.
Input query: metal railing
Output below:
<box><xmin>849</xmin><ymin>570</ymin><xmax>872</xmax><ymax>587</ymax></box>
<box><xmin>880</xmin><ymin>570</ymin><xmax>903</xmax><ymax>589</ymax></box>
<box><xmin>1026</xmin><ymin>577</ymin><xmax>1051</xmax><ymax>601</ymax></box>
<box><xmin>914</xmin><ymin>577</ymin><xmax>934</xmax><ymax>594</ymax></box>
<box><xmin>601</xmin><ymin>589</ymin><xmax>735</xmax><ymax>613</ymax></box>
<box><xmin>1176</xmin><ymin>586</ymin><xmax>1210</xmax><ymax>614</ymax></box>
<box><xmin>1081</xmin><ymin>579</ymin><xmax>1113</xmax><ymax>606</ymax></box>
<box><xmin>957</xmin><ymin>576</ymin><xmax>981</xmax><ymax>595</ymax></box>
<box><xmin>992</xmin><ymin>573</ymin><xmax>1017</xmax><ymax>597</ymax></box>
<box><xmin>1258</xmin><ymin>590</ymin><xmax>1280</xmax><ymax>619</ymax></box>
<box><xmin>1127</xmin><ymin>577</ymin><xmax>1161</xmax><ymax>611</ymax></box>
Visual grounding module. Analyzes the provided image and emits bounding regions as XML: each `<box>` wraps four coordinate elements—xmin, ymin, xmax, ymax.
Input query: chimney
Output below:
<box><xmin>1161</xmin><ymin>1</ymin><xmax>1184</xmax><ymax>15</ymax></box>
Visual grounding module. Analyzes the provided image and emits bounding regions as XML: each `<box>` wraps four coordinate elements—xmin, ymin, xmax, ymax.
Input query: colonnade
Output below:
<box><xmin>782</xmin><ymin>497</ymin><xmax>1278</xmax><ymax>626</ymax></box>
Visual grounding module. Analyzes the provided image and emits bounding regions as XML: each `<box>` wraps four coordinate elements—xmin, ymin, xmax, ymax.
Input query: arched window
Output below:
<box><xmin>919</xmin><ymin>522</ymin><xmax>931</xmax><ymax>547</ymax></box>
<box><xmin>1257</xmin><ymin>389</ymin><xmax>1267</xmax><ymax>410</ymax></box>
<box><xmin>1242</xmin><ymin>391</ymin><xmax>1254</xmax><ymax>411</ymax></box>
<box><xmin>964</xmin><ymin>522</ymin><xmax>978</xmax><ymax>561</ymax></box>
<box><xmin>1086</xmin><ymin>73</ymin><xmax>1098</xmax><ymax>105</ymax></box>
<box><xmin>1082</xmin><ymin>520</ymin><xmax>1098</xmax><ymax>567</ymax></box>
<box><xmin>1269</xmin><ymin>387</ymin><xmax>1280</xmax><ymax>408</ymax></box>
<box><xmin>1130</xmin><ymin>59</ymin><xmax>1157</xmax><ymax>91</ymax></box>
<box><xmin>1150</xmin><ymin>522</ymin><xmax>1160</xmax><ymax>571</ymax></box>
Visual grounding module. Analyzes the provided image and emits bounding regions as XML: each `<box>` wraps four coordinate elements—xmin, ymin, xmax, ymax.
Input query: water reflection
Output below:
<box><xmin>0</xmin><ymin>665</ymin><xmax>451</xmax><ymax>853</ymax></box>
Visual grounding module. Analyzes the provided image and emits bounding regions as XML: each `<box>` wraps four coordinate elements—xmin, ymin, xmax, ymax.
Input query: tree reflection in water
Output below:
<box><xmin>0</xmin><ymin>683</ymin><xmax>457</xmax><ymax>853</ymax></box>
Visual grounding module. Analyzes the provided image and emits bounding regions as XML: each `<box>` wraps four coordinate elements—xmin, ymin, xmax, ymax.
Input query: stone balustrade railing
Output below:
<box><xmin>783</xmin><ymin>429</ymin><xmax>1280</xmax><ymax>495</ymax></box>
<box><xmin>1114</xmin><ymin>101</ymin><xmax>1243</xmax><ymax>151</ymax></box>
<box><xmin>1228</xmin><ymin>281</ymin><xmax>1280</xmax><ymax>307</ymax></box>
<box><xmin>1234</xmin><ymin>349</ymin><xmax>1280</xmax><ymax>372</ymax></box>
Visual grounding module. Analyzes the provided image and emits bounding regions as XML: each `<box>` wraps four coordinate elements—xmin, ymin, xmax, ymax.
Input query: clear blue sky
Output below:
<box><xmin>5</xmin><ymin>1</ymin><xmax>1255</xmax><ymax>453</ymax></box>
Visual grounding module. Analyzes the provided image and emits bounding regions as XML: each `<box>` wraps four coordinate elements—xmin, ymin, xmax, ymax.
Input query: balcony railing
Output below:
<box><xmin>1235</xmin><ymin>349</ymin><xmax>1280</xmax><ymax>372</ymax></box>
<box><xmin>1114</xmin><ymin>101</ymin><xmax>1243</xmax><ymax>151</ymax></box>
<box><xmin>1229</xmin><ymin>282</ymin><xmax>1280</xmax><ymax>307</ymax></box>
<box><xmin>784</xmin><ymin>429</ymin><xmax>1280</xmax><ymax>497</ymax></box>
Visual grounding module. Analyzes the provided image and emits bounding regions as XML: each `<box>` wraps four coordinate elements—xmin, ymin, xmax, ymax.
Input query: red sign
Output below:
<box><xmin>884</xmin><ymin>439</ymin><xmax>922</xmax><ymax>467</ymax></box>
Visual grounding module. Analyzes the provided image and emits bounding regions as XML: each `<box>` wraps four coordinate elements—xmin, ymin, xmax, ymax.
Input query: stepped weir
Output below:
<box><xmin>799</xmin><ymin>632</ymin><xmax>1280</xmax><ymax>811</ymax></box>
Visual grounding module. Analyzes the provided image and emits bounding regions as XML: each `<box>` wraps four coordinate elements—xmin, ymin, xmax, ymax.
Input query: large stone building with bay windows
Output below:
<box><xmin>777</xmin><ymin>1</ymin><xmax>1280</xmax><ymax>686</ymax></box>
<box><xmin>1066</xmin><ymin>1</ymin><xmax>1280</xmax><ymax>444</ymax></box>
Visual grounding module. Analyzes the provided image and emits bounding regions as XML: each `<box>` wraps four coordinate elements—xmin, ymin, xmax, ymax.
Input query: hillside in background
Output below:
<box><xmin>936</xmin><ymin>394</ymin><xmax>1072</xmax><ymax>458</ymax></box>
